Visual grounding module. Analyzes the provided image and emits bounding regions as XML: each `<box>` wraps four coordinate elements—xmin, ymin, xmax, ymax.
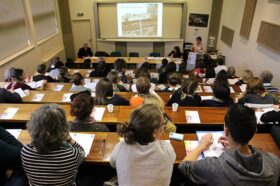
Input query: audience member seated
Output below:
<box><xmin>235</xmin><ymin>69</ymin><xmax>254</xmax><ymax>85</ymax></box>
<box><xmin>135</xmin><ymin>62</ymin><xmax>150</xmax><ymax>79</ymax></box>
<box><xmin>260</xmin><ymin>70</ymin><xmax>279</xmax><ymax>94</ymax></box>
<box><xmin>21</xmin><ymin>104</ymin><xmax>85</xmax><ymax>185</ymax></box>
<box><xmin>162</xmin><ymin>72</ymin><xmax>181</xmax><ymax>92</ymax></box>
<box><xmin>0</xmin><ymin>88</ymin><xmax>22</xmax><ymax>103</ymax></box>
<box><xmin>193</xmin><ymin>59</ymin><xmax>206</xmax><ymax>78</ymax></box>
<box><xmin>131</xmin><ymin>72</ymin><xmax>157</xmax><ymax>92</ymax></box>
<box><xmin>69</xmin><ymin>94</ymin><xmax>109</xmax><ymax>132</ymax></box>
<box><xmin>205</xmin><ymin>64</ymin><xmax>216</xmax><ymax>79</ymax></box>
<box><xmin>94</xmin><ymin>78</ymin><xmax>129</xmax><ymax>105</ymax></box>
<box><xmin>158</xmin><ymin>58</ymin><xmax>169</xmax><ymax>74</ymax></box>
<box><xmin>168</xmin><ymin>46</ymin><xmax>182</xmax><ymax>58</ymax></box>
<box><xmin>191</xmin><ymin>36</ymin><xmax>204</xmax><ymax>52</ymax></box>
<box><xmin>110</xmin><ymin>104</ymin><xmax>175</xmax><ymax>186</ymax></box>
<box><xmin>203</xmin><ymin>53</ymin><xmax>214</xmax><ymax>68</ymax></box>
<box><xmin>179</xmin><ymin>104</ymin><xmax>280</xmax><ymax>186</ymax></box>
<box><xmin>89</xmin><ymin>58</ymin><xmax>110</xmax><ymax>77</ymax></box>
<box><xmin>214</xmin><ymin>57</ymin><xmax>227</xmax><ymax>75</ymax></box>
<box><xmin>0</xmin><ymin>126</ymin><xmax>27</xmax><ymax>186</ymax></box>
<box><xmin>4</xmin><ymin>67</ymin><xmax>15</xmax><ymax>82</ymax></box>
<box><xmin>78</xmin><ymin>43</ymin><xmax>93</xmax><ymax>58</ymax></box>
<box><xmin>238</xmin><ymin>77</ymin><xmax>276</xmax><ymax>107</ymax></box>
<box><xmin>114</xmin><ymin>58</ymin><xmax>130</xmax><ymax>83</ymax></box>
<box><xmin>130</xmin><ymin>76</ymin><xmax>158</xmax><ymax>107</ymax></box>
<box><xmin>167</xmin><ymin>79</ymin><xmax>201</xmax><ymax>106</ymax></box>
<box><xmin>206</xmin><ymin>69</ymin><xmax>228</xmax><ymax>85</ymax></box>
<box><xmin>33</xmin><ymin>64</ymin><xmax>56</xmax><ymax>82</ymax></box>
<box><xmin>49</xmin><ymin>60</ymin><xmax>65</xmax><ymax>79</ymax></box>
<box><xmin>227</xmin><ymin>66</ymin><xmax>238</xmax><ymax>79</ymax></box>
<box><xmin>7</xmin><ymin>68</ymin><xmax>34</xmax><ymax>90</ymax></box>
<box><xmin>202</xmin><ymin>81</ymin><xmax>233</xmax><ymax>107</ymax></box>
<box><xmin>143</xmin><ymin>95</ymin><xmax>176</xmax><ymax>133</ymax></box>
<box><xmin>260</xmin><ymin>108</ymin><xmax>280</xmax><ymax>124</ymax></box>
<box><xmin>70</xmin><ymin>73</ymin><xmax>91</xmax><ymax>92</ymax></box>
<box><xmin>57</xmin><ymin>66</ymin><xmax>71</xmax><ymax>83</ymax></box>
<box><xmin>107</xmin><ymin>71</ymin><xmax>128</xmax><ymax>92</ymax></box>
<box><xmin>158</xmin><ymin>61</ymin><xmax>177</xmax><ymax>84</ymax></box>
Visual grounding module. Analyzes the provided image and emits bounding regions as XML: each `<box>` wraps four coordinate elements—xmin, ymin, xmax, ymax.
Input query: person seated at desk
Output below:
<box><xmin>6</xmin><ymin>68</ymin><xmax>34</xmax><ymax>90</ymax></box>
<box><xmin>70</xmin><ymin>73</ymin><xmax>91</xmax><ymax>92</ymax></box>
<box><xmin>238</xmin><ymin>77</ymin><xmax>276</xmax><ymax>106</ymax></box>
<box><xmin>110</xmin><ymin>104</ymin><xmax>176</xmax><ymax>186</ymax></box>
<box><xmin>94</xmin><ymin>78</ymin><xmax>129</xmax><ymax>105</ymax></box>
<box><xmin>179</xmin><ymin>103</ymin><xmax>280</xmax><ymax>186</ymax></box>
<box><xmin>202</xmin><ymin>81</ymin><xmax>234</xmax><ymax>107</ymax></box>
<box><xmin>167</xmin><ymin>78</ymin><xmax>201</xmax><ymax>106</ymax></box>
<box><xmin>214</xmin><ymin>57</ymin><xmax>227</xmax><ymax>75</ymax></box>
<box><xmin>158</xmin><ymin>61</ymin><xmax>177</xmax><ymax>84</ymax></box>
<box><xmin>193</xmin><ymin>59</ymin><xmax>206</xmax><ymax>78</ymax></box>
<box><xmin>106</xmin><ymin>71</ymin><xmax>128</xmax><ymax>92</ymax></box>
<box><xmin>57</xmin><ymin>66</ymin><xmax>71</xmax><ymax>83</ymax></box>
<box><xmin>33</xmin><ymin>64</ymin><xmax>56</xmax><ymax>82</ymax></box>
<box><xmin>260</xmin><ymin>70</ymin><xmax>279</xmax><ymax>94</ymax></box>
<box><xmin>162</xmin><ymin>72</ymin><xmax>181</xmax><ymax>92</ymax></box>
<box><xmin>77</xmin><ymin>43</ymin><xmax>93</xmax><ymax>58</ymax></box>
<box><xmin>89</xmin><ymin>59</ymin><xmax>110</xmax><ymax>77</ymax></box>
<box><xmin>131</xmin><ymin>71</ymin><xmax>157</xmax><ymax>92</ymax></box>
<box><xmin>114</xmin><ymin>58</ymin><xmax>130</xmax><ymax>83</ymax></box>
<box><xmin>158</xmin><ymin>58</ymin><xmax>169</xmax><ymax>74</ymax></box>
<box><xmin>191</xmin><ymin>36</ymin><xmax>204</xmax><ymax>53</ymax></box>
<box><xmin>69</xmin><ymin>94</ymin><xmax>109</xmax><ymax>132</ymax></box>
<box><xmin>260</xmin><ymin>108</ymin><xmax>280</xmax><ymax>124</ymax></box>
<box><xmin>227</xmin><ymin>66</ymin><xmax>238</xmax><ymax>79</ymax></box>
<box><xmin>21</xmin><ymin>104</ymin><xmax>85</xmax><ymax>186</ymax></box>
<box><xmin>168</xmin><ymin>46</ymin><xmax>182</xmax><ymax>58</ymax></box>
<box><xmin>235</xmin><ymin>69</ymin><xmax>254</xmax><ymax>85</ymax></box>
<box><xmin>48</xmin><ymin>60</ymin><xmax>65</xmax><ymax>79</ymax></box>
<box><xmin>134</xmin><ymin>62</ymin><xmax>150</xmax><ymax>79</ymax></box>
<box><xmin>0</xmin><ymin>88</ymin><xmax>22</xmax><ymax>103</ymax></box>
<box><xmin>0</xmin><ymin>126</ymin><xmax>27</xmax><ymax>185</ymax></box>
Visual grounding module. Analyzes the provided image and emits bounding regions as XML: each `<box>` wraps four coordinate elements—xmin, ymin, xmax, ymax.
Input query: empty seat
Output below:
<box><xmin>95</xmin><ymin>51</ymin><xmax>110</xmax><ymax>57</ymax></box>
<box><xmin>110</xmin><ymin>51</ymin><xmax>122</xmax><ymax>57</ymax></box>
<box><xmin>149</xmin><ymin>52</ymin><xmax>160</xmax><ymax>57</ymax></box>
<box><xmin>129</xmin><ymin>52</ymin><xmax>139</xmax><ymax>57</ymax></box>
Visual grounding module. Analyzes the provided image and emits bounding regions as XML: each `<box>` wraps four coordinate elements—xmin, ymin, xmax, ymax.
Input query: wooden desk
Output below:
<box><xmin>18</xmin><ymin>131</ymin><xmax>280</xmax><ymax>164</ymax></box>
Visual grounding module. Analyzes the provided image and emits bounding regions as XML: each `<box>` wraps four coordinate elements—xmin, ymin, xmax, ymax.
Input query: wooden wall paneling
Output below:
<box><xmin>240</xmin><ymin>0</ymin><xmax>257</xmax><ymax>39</ymax></box>
<box><xmin>220</xmin><ymin>25</ymin><xmax>234</xmax><ymax>47</ymax></box>
<box><xmin>115</xmin><ymin>42</ymin><xmax>127</xmax><ymax>56</ymax></box>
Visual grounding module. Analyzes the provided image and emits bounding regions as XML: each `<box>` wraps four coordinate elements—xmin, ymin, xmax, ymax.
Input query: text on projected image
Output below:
<box><xmin>117</xmin><ymin>3</ymin><xmax>163</xmax><ymax>37</ymax></box>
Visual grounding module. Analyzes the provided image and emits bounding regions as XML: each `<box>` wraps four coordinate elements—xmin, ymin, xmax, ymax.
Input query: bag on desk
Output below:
<box><xmin>104</xmin><ymin>176</ymin><xmax>118</xmax><ymax>186</ymax></box>
<box><xmin>271</xmin><ymin>125</ymin><xmax>280</xmax><ymax>147</ymax></box>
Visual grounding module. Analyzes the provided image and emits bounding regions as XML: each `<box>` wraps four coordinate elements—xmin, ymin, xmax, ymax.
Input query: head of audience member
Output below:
<box><xmin>135</xmin><ymin>62</ymin><xmax>150</xmax><ymax>79</ymax></box>
<box><xmin>260</xmin><ymin>70</ymin><xmax>273</xmax><ymax>84</ymax></box>
<box><xmin>114</xmin><ymin>58</ymin><xmax>127</xmax><ymax>73</ymax></box>
<box><xmin>167</xmin><ymin>72</ymin><xmax>180</xmax><ymax>87</ymax></box>
<box><xmin>216</xmin><ymin>57</ymin><xmax>225</xmax><ymax>66</ymax></box>
<box><xmin>181</xmin><ymin>79</ymin><xmax>198</xmax><ymax>95</ymax></box>
<box><xmin>173</xmin><ymin>46</ymin><xmax>181</xmax><ymax>55</ymax></box>
<box><xmin>196</xmin><ymin>36</ymin><xmax>202</xmax><ymax>44</ymax></box>
<box><xmin>83</xmin><ymin>43</ymin><xmax>89</xmax><ymax>50</ymax></box>
<box><xmin>241</xmin><ymin>69</ymin><xmax>254</xmax><ymax>83</ymax></box>
<box><xmin>246</xmin><ymin>77</ymin><xmax>265</xmax><ymax>95</ymax></box>
<box><xmin>95</xmin><ymin>78</ymin><xmax>114</xmax><ymax>100</ymax></box>
<box><xmin>212</xmin><ymin>81</ymin><xmax>231</xmax><ymax>101</ymax></box>
<box><xmin>136</xmin><ymin>76</ymin><xmax>151</xmax><ymax>95</ymax></box>
<box><xmin>203</xmin><ymin>54</ymin><xmax>213</xmax><ymax>67</ymax></box>
<box><xmin>72</xmin><ymin>73</ymin><xmax>85</xmax><ymax>86</ymax></box>
<box><xmin>4</xmin><ymin>67</ymin><xmax>15</xmax><ymax>82</ymax></box>
<box><xmin>27</xmin><ymin>104</ymin><xmax>68</xmax><ymax>154</ymax></box>
<box><xmin>48</xmin><ymin>57</ymin><xmax>59</xmax><ymax>71</ymax></box>
<box><xmin>55</xmin><ymin>61</ymin><xmax>64</xmax><ymax>69</ymax></box>
<box><xmin>166</xmin><ymin>62</ymin><xmax>177</xmax><ymax>73</ymax></box>
<box><xmin>11</xmin><ymin>68</ymin><xmax>24</xmax><ymax>82</ymax></box>
<box><xmin>161</xmin><ymin>58</ymin><xmax>168</xmax><ymax>66</ymax></box>
<box><xmin>107</xmin><ymin>71</ymin><xmax>120</xmax><ymax>85</ymax></box>
<box><xmin>196</xmin><ymin>60</ymin><xmax>206</xmax><ymax>76</ymax></box>
<box><xmin>118</xmin><ymin>104</ymin><xmax>164</xmax><ymax>145</ymax></box>
<box><xmin>205</xmin><ymin>65</ymin><xmax>216</xmax><ymax>78</ymax></box>
<box><xmin>143</xmin><ymin>94</ymin><xmax>165</xmax><ymax>112</ymax></box>
<box><xmin>37</xmin><ymin>64</ymin><xmax>47</xmax><ymax>75</ymax></box>
<box><xmin>96</xmin><ymin>61</ymin><xmax>107</xmax><ymax>73</ymax></box>
<box><xmin>59</xmin><ymin>66</ymin><xmax>68</xmax><ymax>77</ymax></box>
<box><xmin>215</xmin><ymin>70</ymin><xmax>228</xmax><ymax>85</ymax></box>
<box><xmin>71</xmin><ymin>94</ymin><xmax>94</xmax><ymax>122</ymax></box>
<box><xmin>224</xmin><ymin>104</ymin><xmax>257</xmax><ymax>146</ymax></box>
<box><xmin>140</xmin><ymin>62</ymin><xmax>150</xmax><ymax>71</ymax></box>
<box><xmin>227</xmin><ymin>66</ymin><xmax>236</xmax><ymax>79</ymax></box>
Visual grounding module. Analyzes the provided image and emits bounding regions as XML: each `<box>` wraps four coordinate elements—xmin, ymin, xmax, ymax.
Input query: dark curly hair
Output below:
<box><xmin>71</xmin><ymin>94</ymin><xmax>94</xmax><ymax>121</ymax></box>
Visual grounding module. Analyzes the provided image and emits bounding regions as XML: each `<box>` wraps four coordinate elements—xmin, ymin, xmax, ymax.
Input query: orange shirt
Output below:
<box><xmin>129</xmin><ymin>95</ymin><xmax>144</xmax><ymax>107</ymax></box>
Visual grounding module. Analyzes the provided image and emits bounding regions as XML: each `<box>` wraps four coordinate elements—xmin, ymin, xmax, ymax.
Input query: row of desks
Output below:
<box><xmin>17</xmin><ymin>130</ymin><xmax>280</xmax><ymax>163</ymax></box>
<box><xmin>0</xmin><ymin>104</ymin><xmax>227</xmax><ymax>125</ymax></box>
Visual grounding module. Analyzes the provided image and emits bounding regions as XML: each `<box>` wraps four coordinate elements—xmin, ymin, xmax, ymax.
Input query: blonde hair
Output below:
<box><xmin>242</xmin><ymin>70</ymin><xmax>254</xmax><ymax>82</ymax></box>
<box><xmin>143</xmin><ymin>94</ymin><xmax>164</xmax><ymax>111</ymax></box>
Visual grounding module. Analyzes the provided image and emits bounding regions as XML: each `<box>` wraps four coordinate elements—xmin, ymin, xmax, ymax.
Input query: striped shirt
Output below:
<box><xmin>21</xmin><ymin>142</ymin><xmax>85</xmax><ymax>186</ymax></box>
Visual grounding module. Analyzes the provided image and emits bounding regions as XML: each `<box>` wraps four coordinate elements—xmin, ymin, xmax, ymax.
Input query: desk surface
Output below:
<box><xmin>17</xmin><ymin>130</ymin><xmax>280</xmax><ymax>164</ymax></box>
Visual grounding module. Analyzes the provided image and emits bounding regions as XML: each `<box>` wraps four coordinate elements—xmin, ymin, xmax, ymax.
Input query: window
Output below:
<box><xmin>0</xmin><ymin>0</ymin><xmax>30</xmax><ymax>60</ymax></box>
<box><xmin>29</xmin><ymin>0</ymin><xmax>58</xmax><ymax>41</ymax></box>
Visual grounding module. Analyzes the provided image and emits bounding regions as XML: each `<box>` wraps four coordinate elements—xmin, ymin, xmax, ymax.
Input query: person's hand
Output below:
<box><xmin>218</xmin><ymin>136</ymin><xmax>230</xmax><ymax>150</ymax></box>
<box><xmin>199</xmin><ymin>133</ymin><xmax>213</xmax><ymax>151</ymax></box>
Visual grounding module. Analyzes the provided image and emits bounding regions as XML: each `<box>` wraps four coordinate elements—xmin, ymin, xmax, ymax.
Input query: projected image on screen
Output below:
<box><xmin>117</xmin><ymin>3</ymin><xmax>163</xmax><ymax>37</ymax></box>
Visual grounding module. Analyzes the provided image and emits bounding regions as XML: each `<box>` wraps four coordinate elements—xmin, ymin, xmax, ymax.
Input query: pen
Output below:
<box><xmin>99</xmin><ymin>139</ymin><xmax>106</xmax><ymax>154</ymax></box>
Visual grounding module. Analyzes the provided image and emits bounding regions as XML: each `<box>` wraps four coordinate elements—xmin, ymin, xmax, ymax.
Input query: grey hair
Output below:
<box><xmin>27</xmin><ymin>104</ymin><xmax>68</xmax><ymax>154</ymax></box>
<box><xmin>260</xmin><ymin>70</ymin><xmax>273</xmax><ymax>83</ymax></box>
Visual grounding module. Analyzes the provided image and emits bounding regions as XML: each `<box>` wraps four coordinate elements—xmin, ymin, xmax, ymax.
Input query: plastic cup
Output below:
<box><xmin>107</xmin><ymin>104</ymin><xmax>114</xmax><ymax>113</ymax></box>
<box><xmin>172</xmin><ymin>103</ymin><xmax>179</xmax><ymax>112</ymax></box>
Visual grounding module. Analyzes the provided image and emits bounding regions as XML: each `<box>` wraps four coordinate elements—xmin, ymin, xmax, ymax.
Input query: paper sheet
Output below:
<box><xmin>150</xmin><ymin>72</ymin><xmax>159</xmax><ymax>79</ymax></box>
<box><xmin>7</xmin><ymin>129</ymin><xmax>22</xmax><ymax>139</ymax></box>
<box><xmin>61</xmin><ymin>93</ymin><xmax>73</xmax><ymax>102</ymax></box>
<box><xmin>240</xmin><ymin>84</ymin><xmax>247</xmax><ymax>92</ymax></box>
<box><xmin>53</xmin><ymin>84</ymin><xmax>64</xmax><ymax>91</ymax></box>
<box><xmin>84</xmin><ymin>78</ymin><xmax>91</xmax><ymax>84</ymax></box>
<box><xmin>255</xmin><ymin>111</ymin><xmax>264</xmax><ymax>124</ymax></box>
<box><xmin>183</xmin><ymin>75</ymin><xmax>189</xmax><ymax>79</ymax></box>
<box><xmin>91</xmin><ymin>107</ymin><xmax>105</xmax><ymax>122</ymax></box>
<box><xmin>205</xmin><ymin>78</ymin><xmax>215</xmax><ymax>84</ymax></box>
<box><xmin>70</xmin><ymin>133</ymin><xmax>95</xmax><ymax>157</ymax></box>
<box><xmin>184</xmin><ymin>140</ymin><xmax>203</xmax><ymax>160</ymax></box>
<box><xmin>91</xmin><ymin>92</ymin><xmax>96</xmax><ymax>97</ymax></box>
<box><xmin>0</xmin><ymin>108</ymin><xmax>19</xmax><ymax>119</ymax></box>
<box><xmin>230</xmin><ymin>87</ymin><xmax>235</xmax><ymax>93</ymax></box>
<box><xmin>27</xmin><ymin>80</ymin><xmax>44</xmax><ymax>89</ymax></box>
<box><xmin>228</xmin><ymin>78</ymin><xmax>239</xmax><ymax>85</ymax></box>
<box><xmin>14</xmin><ymin>88</ymin><xmax>26</xmax><ymax>98</ymax></box>
<box><xmin>195</xmin><ymin>85</ymin><xmax>203</xmax><ymax>93</ymax></box>
<box><xmin>196</xmin><ymin>131</ymin><xmax>224</xmax><ymax>157</ymax></box>
<box><xmin>157</xmin><ymin>84</ymin><xmax>166</xmax><ymax>90</ymax></box>
<box><xmin>84</xmin><ymin>82</ymin><xmax>96</xmax><ymax>91</ymax></box>
<box><xmin>32</xmin><ymin>93</ymin><xmax>45</xmax><ymax>101</ymax></box>
<box><xmin>185</xmin><ymin>111</ymin><xmax>201</xmax><ymax>123</ymax></box>
<box><xmin>201</xmin><ymin>96</ymin><xmax>213</xmax><ymax>101</ymax></box>
<box><xmin>203</xmin><ymin>86</ymin><xmax>213</xmax><ymax>93</ymax></box>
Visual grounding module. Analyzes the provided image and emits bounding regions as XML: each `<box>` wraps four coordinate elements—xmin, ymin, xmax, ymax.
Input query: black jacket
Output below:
<box><xmin>0</xmin><ymin>88</ymin><xmax>22</xmax><ymax>103</ymax></box>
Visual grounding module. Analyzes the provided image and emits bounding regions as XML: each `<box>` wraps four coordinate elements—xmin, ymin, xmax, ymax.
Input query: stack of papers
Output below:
<box><xmin>196</xmin><ymin>131</ymin><xmax>224</xmax><ymax>157</ymax></box>
<box><xmin>201</xmin><ymin>96</ymin><xmax>213</xmax><ymax>101</ymax></box>
<box><xmin>184</xmin><ymin>140</ymin><xmax>203</xmax><ymax>160</ymax></box>
<box><xmin>32</xmin><ymin>93</ymin><xmax>45</xmax><ymax>101</ymax></box>
<box><xmin>91</xmin><ymin>107</ymin><xmax>105</xmax><ymax>122</ymax></box>
<box><xmin>7</xmin><ymin>129</ymin><xmax>22</xmax><ymax>139</ymax></box>
<box><xmin>27</xmin><ymin>80</ymin><xmax>44</xmax><ymax>89</ymax></box>
<box><xmin>61</xmin><ymin>93</ymin><xmax>73</xmax><ymax>102</ymax></box>
<box><xmin>53</xmin><ymin>84</ymin><xmax>64</xmax><ymax>91</ymax></box>
<box><xmin>185</xmin><ymin>111</ymin><xmax>201</xmax><ymax>123</ymax></box>
<box><xmin>70</xmin><ymin>133</ymin><xmax>95</xmax><ymax>157</ymax></box>
<box><xmin>14</xmin><ymin>88</ymin><xmax>27</xmax><ymax>98</ymax></box>
<box><xmin>203</xmin><ymin>86</ymin><xmax>213</xmax><ymax>93</ymax></box>
<box><xmin>228</xmin><ymin>78</ymin><xmax>239</xmax><ymax>85</ymax></box>
<box><xmin>0</xmin><ymin>108</ymin><xmax>19</xmax><ymax>119</ymax></box>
